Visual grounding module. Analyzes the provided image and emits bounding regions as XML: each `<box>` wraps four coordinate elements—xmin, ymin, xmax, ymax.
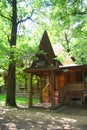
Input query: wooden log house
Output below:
<box><xmin>24</xmin><ymin>31</ymin><xmax>87</xmax><ymax>108</ymax></box>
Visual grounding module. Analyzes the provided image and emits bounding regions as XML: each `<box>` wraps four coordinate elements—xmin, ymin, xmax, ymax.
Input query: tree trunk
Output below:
<box><xmin>6</xmin><ymin>60</ymin><xmax>16</xmax><ymax>106</ymax></box>
<box><xmin>6</xmin><ymin>0</ymin><xmax>17</xmax><ymax>106</ymax></box>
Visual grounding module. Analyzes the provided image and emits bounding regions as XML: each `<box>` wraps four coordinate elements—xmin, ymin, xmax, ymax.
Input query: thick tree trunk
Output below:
<box><xmin>6</xmin><ymin>0</ymin><xmax>17</xmax><ymax>106</ymax></box>
<box><xmin>6</xmin><ymin>60</ymin><xmax>16</xmax><ymax>106</ymax></box>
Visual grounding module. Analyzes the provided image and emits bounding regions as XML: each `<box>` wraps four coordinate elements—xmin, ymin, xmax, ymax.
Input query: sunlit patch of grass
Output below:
<box><xmin>0</xmin><ymin>94</ymin><xmax>6</xmax><ymax>101</ymax></box>
<box><xmin>33</xmin><ymin>98</ymin><xmax>40</xmax><ymax>104</ymax></box>
<box><xmin>16</xmin><ymin>96</ymin><xmax>28</xmax><ymax>105</ymax></box>
<box><xmin>0</xmin><ymin>94</ymin><xmax>28</xmax><ymax>106</ymax></box>
<box><xmin>0</xmin><ymin>94</ymin><xmax>40</xmax><ymax>106</ymax></box>
<box><xmin>0</xmin><ymin>94</ymin><xmax>6</xmax><ymax>106</ymax></box>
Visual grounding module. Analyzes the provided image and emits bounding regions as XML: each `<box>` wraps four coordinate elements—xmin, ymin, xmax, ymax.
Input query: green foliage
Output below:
<box><xmin>0</xmin><ymin>77</ymin><xmax>4</xmax><ymax>86</ymax></box>
<box><xmin>0</xmin><ymin>0</ymin><xmax>50</xmax><ymax>91</ymax></box>
<box><xmin>0</xmin><ymin>0</ymin><xmax>87</xmax><ymax>69</ymax></box>
<box><xmin>15</xmin><ymin>41</ymin><xmax>43</xmax><ymax>68</ymax></box>
<box><xmin>16</xmin><ymin>68</ymin><xmax>26</xmax><ymax>86</ymax></box>
<box><xmin>0</xmin><ymin>0</ymin><xmax>48</xmax><ymax>69</ymax></box>
<box><xmin>54</xmin><ymin>54</ymin><xmax>65</xmax><ymax>63</ymax></box>
<box><xmin>46</xmin><ymin>0</ymin><xmax>87</xmax><ymax>64</ymax></box>
<box><xmin>70</xmin><ymin>37</ymin><xmax>87</xmax><ymax>64</ymax></box>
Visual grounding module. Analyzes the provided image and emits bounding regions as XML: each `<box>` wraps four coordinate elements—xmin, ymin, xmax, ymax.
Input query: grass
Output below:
<box><xmin>0</xmin><ymin>94</ymin><xmax>6</xmax><ymax>106</ymax></box>
<box><xmin>0</xmin><ymin>94</ymin><xmax>40</xmax><ymax>106</ymax></box>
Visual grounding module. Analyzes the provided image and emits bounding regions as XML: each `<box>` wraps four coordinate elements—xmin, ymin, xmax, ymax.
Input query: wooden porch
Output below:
<box><xmin>25</xmin><ymin>66</ymin><xmax>60</xmax><ymax>108</ymax></box>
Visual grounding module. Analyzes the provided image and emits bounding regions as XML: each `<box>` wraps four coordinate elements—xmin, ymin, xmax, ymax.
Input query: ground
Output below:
<box><xmin>0</xmin><ymin>105</ymin><xmax>87</xmax><ymax>130</ymax></box>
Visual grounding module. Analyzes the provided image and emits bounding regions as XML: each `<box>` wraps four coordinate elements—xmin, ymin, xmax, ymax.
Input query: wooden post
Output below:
<box><xmin>40</xmin><ymin>77</ymin><xmax>43</xmax><ymax>103</ymax></box>
<box><xmin>29</xmin><ymin>74</ymin><xmax>33</xmax><ymax>108</ymax></box>
<box><xmin>50</xmin><ymin>71</ymin><xmax>55</xmax><ymax>108</ymax></box>
<box><xmin>25</xmin><ymin>77</ymin><xmax>27</xmax><ymax>90</ymax></box>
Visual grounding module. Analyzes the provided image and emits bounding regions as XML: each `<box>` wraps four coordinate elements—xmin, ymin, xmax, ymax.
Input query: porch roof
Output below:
<box><xmin>60</xmin><ymin>64</ymin><xmax>87</xmax><ymax>71</ymax></box>
<box><xmin>24</xmin><ymin>66</ymin><xmax>60</xmax><ymax>76</ymax></box>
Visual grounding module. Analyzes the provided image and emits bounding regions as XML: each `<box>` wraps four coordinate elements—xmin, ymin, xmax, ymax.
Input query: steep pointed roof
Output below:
<box><xmin>25</xmin><ymin>31</ymin><xmax>62</xmax><ymax>71</ymax></box>
<box><xmin>39</xmin><ymin>31</ymin><xmax>62</xmax><ymax>66</ymax></box>
<box><xmin>39</xmin><ymin>31</ymin><xmax>55</xmax><ymax>59</ymax></box>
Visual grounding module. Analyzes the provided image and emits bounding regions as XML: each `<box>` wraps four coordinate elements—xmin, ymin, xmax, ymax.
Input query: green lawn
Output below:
<box><xmin>0</xmin><ymin>94</ymin><xmax>6</xmax><ymax>106</ymax></box>
<box><xmin>0</xmin><ymin>94</ymin><xmax>40</xmax><ymax>106</ymax></box>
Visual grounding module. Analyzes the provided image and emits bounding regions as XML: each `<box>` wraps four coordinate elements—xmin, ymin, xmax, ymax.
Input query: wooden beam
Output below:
<box><xmin>50</xmin><ymin>71</ymin><xmax>55</xmax><ymax>107</ymax></box>
<box><xmin>29</xmin><ymin>74</ymin><xmax>33</xmax><ymax>108</ymax></box>
<box><xmin>40</xmin><ymin>77</ymin><xmax>43</xmax><ymax>103</ymax></box>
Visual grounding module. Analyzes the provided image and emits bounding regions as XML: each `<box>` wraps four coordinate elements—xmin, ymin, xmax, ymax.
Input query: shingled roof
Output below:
<box><xmin>52</xmin><ymin>43</ymin><xmax>75</xmax><ymax>66</ymax></box>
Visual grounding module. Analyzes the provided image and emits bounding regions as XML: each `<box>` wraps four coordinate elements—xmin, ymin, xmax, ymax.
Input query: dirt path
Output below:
<box><xmin>0</xmin><ymin>105</ymin><xmax>87</xmax><ymax>130</ymax></box>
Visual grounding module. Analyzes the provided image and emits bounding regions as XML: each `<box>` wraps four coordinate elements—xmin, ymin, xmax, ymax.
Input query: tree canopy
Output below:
<box><xmin>47</xmin><ymin>0</ymin><xmax>87</xmax><ymax>64</ymax></box>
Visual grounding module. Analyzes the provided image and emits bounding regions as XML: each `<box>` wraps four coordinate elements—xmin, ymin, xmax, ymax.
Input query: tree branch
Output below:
<box><xmin>64</xmin><ymin>32</ymin><xmax>70</xmax><ymax>52</ymax></box>
<box><xmin>71</xmin><ymin>11</ymin><xmax>86</xmax><ymax>16</ymax></box>
<box><xmin>7</xmin><ymin>0</ymin><xmax>12</xmax><ymax>6</ymax></box>
<box><xmin>17</xmin><ymin>10</ymin><xmax>34</xmax><ymax>24</ymax></box>
<box><xmin>0</xmin><ymin>65</ymin><xmax>8</xmax><ymax>71</ymax></box>
<box><xmin>0</xmin><ymin>13</ymin><xmax>12</xmax><ymax>21</ymax></box>
<box><xmin>64</xmin><ymin>32</ymin><xmax>76</xmax><ymax>62</ymax></box>
<box><xmin>3</xmin><ymin>31</ymin><xmax>10</xmax><ymax>43</ymax></box>
<box><xmin>60</xmin><ymin>10</ymin><xmax>86</xmax><ymax>20</ymax></box>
